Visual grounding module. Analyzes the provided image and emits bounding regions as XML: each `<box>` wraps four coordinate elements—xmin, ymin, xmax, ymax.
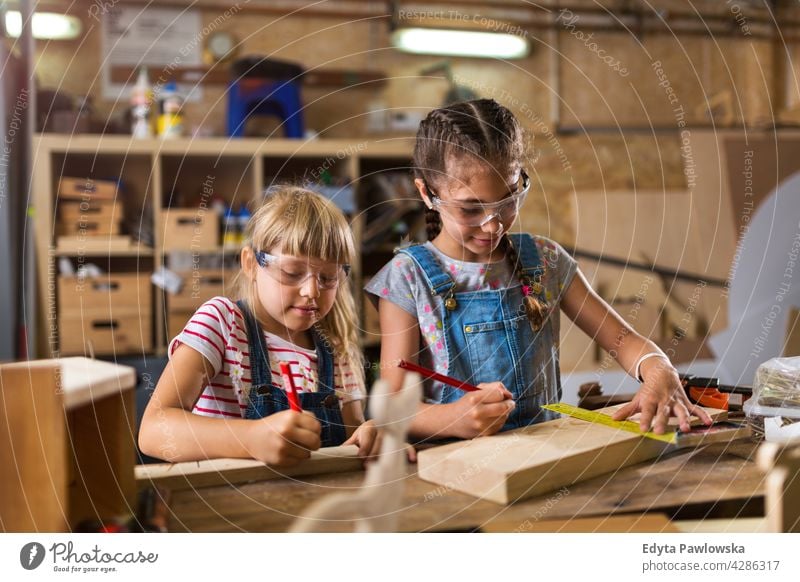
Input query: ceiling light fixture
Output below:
<box><xmin>391</xmin><ymin>27</ymin><xmax>529</xmax><ymax>59</ymax></box>
<box><xmin>4</xmin><ymin>11</ymin><xmax>83</xmax><ymax>40</ymax></box>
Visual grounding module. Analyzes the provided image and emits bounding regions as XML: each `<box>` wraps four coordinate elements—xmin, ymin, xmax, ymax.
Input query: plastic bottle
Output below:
<box><xmin>236</xmin><ymin>204</ymin><xmax>251</xmax><ymax>245</ymax></box>
<box><xmin>131</xmin><ymin>67</ymin><xmax>153</xmax><ymax>138</ymax></box>
<box><xmin>210</xmin><ymin>196</ymin><xmax>227</xmax><ymax>247</ymax></box>
<box><xmin>222</xmin><ymin>205</ymin><xmax>239</xmax><ymax>248</ymax></box>
<box><xmin>157</xmin><ymin>80</ymin><xmax>184</xmax><ymax>138</ymax></box>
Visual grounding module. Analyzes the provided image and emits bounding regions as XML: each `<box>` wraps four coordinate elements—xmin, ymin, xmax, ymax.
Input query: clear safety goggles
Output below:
<box><xmin>254</xmin><ymin>250</ymin><xmax>350</xmax><ymax>290</ymax></box>
<box><xmin>426</xmin><ymin>170</ymin><xmax>530</xmax><ymax>227</ymax></box>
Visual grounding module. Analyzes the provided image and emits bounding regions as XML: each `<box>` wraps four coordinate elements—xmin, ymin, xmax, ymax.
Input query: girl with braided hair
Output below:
<box><xmin>365</xmin><ymin>98</ymin><xmax>711</xmax><ymax>439</ymax></box>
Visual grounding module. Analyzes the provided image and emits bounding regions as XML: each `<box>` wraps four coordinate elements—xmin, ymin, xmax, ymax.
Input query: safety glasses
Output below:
<box><xmin>426</xmin><ymin>170</ymin><xmax>530</xmax><ymax>227</ymax></box>
<box><xmin>253</xmin><ymin>250</ymin><xmax>350</xmax><ymax>290</ymax></box>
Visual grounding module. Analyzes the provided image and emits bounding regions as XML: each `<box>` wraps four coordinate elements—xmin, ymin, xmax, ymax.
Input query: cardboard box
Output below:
<box><xmin>58</xmin><ymin>177</ymin><xmax>118</xmax><ymax>201</ymax></box>
<box><xmin>159</xmin><ymin>208</ymin><xmax>219</xmax><ymax>251</ymax></box>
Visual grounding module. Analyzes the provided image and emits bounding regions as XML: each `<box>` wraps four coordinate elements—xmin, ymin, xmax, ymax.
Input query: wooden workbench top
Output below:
<box><xmin>1</xmin><ymin>356</ymin><xmax>137</xmax><ymax>410</ymax></box>
<box><xmin>162</xmin><ymin>439</ymin><xmax>764</xmax><ymax>532</ymax></box>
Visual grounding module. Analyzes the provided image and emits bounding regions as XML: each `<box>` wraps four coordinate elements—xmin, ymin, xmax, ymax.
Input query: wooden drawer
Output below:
<box><xmin>59</xmin><ymin>176</ymin><xmax>118</xmax><ymax>201</ymax></box>
<box><xmin>167</xmin><ymin>310</ymin><xmax>193</xmax><ymax>340</ymax></box>
<box><xmin>59</xmin><ymin>314</ymin><xmax>152</xmax><ymax>355</ymax></box>
<box><xmin>169</xmin><ymin>270</ymin><xmax>230</xmax><ymax>311</ymax></box>
<box><xmin>59</xmin><ymin>199</ymin><xmax>123</xmax><ymax>224</ymax></box>
<box><xmin>58</xmin><ymin>273</ymin><xmax>151</xmax><ymax>315</ymax></box>
<box><xmin>159</xmin><ymin>208</ymin><xmax>219</xmax><ymax>251</ymax></box>
<box><xmin>57</xmin><ymin>219</ymin><xmax>120</xmax><ymax>236</ymax></box>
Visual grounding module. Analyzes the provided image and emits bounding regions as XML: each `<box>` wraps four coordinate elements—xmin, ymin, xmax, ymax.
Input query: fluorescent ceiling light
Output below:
<box><xmin>5</xmin><ymin>11</ymin><xmax>83</xmax><ymax>40</ymax></box>
<box><xmin>392</xmin><ymin>27</ymin><xmax>529</xmax><ymax>59</ymax></box>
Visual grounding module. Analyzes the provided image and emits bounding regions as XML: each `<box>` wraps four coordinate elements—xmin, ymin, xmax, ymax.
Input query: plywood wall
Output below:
<box><xmin>21</xmin><ymin>0</ymin><xmax>797</xmax><ymax>250</ymax></box>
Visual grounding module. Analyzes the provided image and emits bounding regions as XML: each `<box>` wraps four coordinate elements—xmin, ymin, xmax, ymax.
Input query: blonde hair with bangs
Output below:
<box><xmin>235</xmin><ymin>186</ymin><xmax>362</xmax><ymax>378</ymax></box>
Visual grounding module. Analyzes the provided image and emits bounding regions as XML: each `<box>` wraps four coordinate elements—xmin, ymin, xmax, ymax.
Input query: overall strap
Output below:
<box><xmin>310</xmin><ymin>326</ymin><xmax>336</xmax><ymax>394</ymax></box>
<box><xmin>396</xmin><ymin>244</ymin><xmax>455</xmax><ymax>299</ymax></box>
<box><xmin>509</xmin><ymin>233</ymin><xmax>544</xmax><ymax>281</ymax></box>
<box><xmin>235</xmin><ymin>300</ymin><xmax>272</xmax><ymax>390</ymax></box>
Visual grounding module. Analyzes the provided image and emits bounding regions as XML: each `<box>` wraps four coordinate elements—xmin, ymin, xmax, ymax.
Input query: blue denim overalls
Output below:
<box><xmin>397</xmin><ymin>234</ymin><xmax>560</xmax><ymax>431</ymax></box>
<box><xmin>237</xmin><ymin>300</ymin><xmax>347</xmax><ymax>446</ymax></box>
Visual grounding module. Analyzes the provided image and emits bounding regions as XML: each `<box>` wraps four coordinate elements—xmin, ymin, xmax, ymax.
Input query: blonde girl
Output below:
<box><xmin>140</xmin><ymin>187</ymin><xmax>377</xmax><ymax>465</ymax></box>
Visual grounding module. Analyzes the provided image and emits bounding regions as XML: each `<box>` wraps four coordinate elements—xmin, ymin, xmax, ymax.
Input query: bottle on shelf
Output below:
<box><xmin>236</xmin><ymin>204</ymin><xmax>251</xmax><ymax>245</ymax></box>
<box><xmin>222</xmin><ymin>205</ymin><xmax>239</xmax><ymax>248</ymax></box>
<box><xmin>131</xmin><ymin>66</ymin><xmax>153</xmax><ymax>139</ymax></box>
<box><xmin>156</xmin><ymin>80</ymin><xmax>184</xmax><ymax>139</ymax></box>
<box><xmin>210</xmin><ymin>195</ymin><xmax>227</xmax><ymax>246</ymax></box>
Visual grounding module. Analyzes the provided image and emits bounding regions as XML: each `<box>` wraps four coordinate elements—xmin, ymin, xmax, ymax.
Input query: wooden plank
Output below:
<box><xmin>0</xmin><ymin>362</ymin><xmax>68</xmax><ymax>532</ymax></box>
<box><xmin>482</xmin><ymin>513</ymin><xmax>679</xmax><ymax>533</ymax></box>
<box><xmin>0</xmin><ymin>357</ymin><xmax>137</xmax><ymax>411</ymax></box>
<box><xmin>758</xmin><ymin>442</ymin><xmax>800</xmax><ymax>533</ymax></box>
<box><xmin>55</xmin><ymin>235</ymin><xmax>135</xmax><ymax>253</ymax></box>
<box><xmin>417</xmin><ymin>405</ymin><xmax>728</xmax><ymax>505</ymax></box>
<box><xmin>57</xmin><ymin>357</ymin><xmax>137</xmax><ymax>410</ymax></box>
<box><xmin>783</xmin><ymin>307</ymin><xmax>800</xmax><ymax>356</ymax></box>
<box><xmin>110</xmin><ymin>65</ymin><xmax>388</xmax><ymax>88</ymax></box>
<box><xmin>135</xmin><ymin>445</ymin><xmax>363</xmax><ymax>491</ymax></box>
<box><xmin>674</xmin><ymin>518</ymin><xmax>769</xmax><ymax>533</ymax></box>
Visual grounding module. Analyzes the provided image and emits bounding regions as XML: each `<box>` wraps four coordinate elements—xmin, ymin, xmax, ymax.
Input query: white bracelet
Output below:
<box><xmin>634</xmin><ymin>352</ymin><xmax>669</xmax><ymax>382</ymax></box>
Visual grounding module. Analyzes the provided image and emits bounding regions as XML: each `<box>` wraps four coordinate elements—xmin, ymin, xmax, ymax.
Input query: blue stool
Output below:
<box><xmin>226</xmin><ymin>77</ymin><xmax>305</xmax><ymax>138</ymax></box>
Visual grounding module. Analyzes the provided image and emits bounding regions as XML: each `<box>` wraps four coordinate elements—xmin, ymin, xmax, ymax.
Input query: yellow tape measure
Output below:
<box><xmin>542</xmin><ymin>402</ymin><xmax>677</xmax><ymax>444</ymax></box>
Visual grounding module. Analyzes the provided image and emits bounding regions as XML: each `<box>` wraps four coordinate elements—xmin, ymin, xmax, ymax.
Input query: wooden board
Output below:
<box><xmin>135</xmin><ymin>445</ymin><xmax>362</xmax><ymax>491</ymax></box>
<box><xmin>0</xmin><ymin>358</ymin><xmax>137</xmax><ymax>531</ymax></box>
<box><xmin>0</xmin><ymin>362</ymin><xmax>68</xmax><ymax>531</ymax></box>
<box><xmin>417</xmin><ymin>404</ymin><xmax>727</xmax><ymax>505</ymax></box>
<box><xmin>482</xmin><ymin>512</ymin><xmax>679</xmax><ymax>533</ymax></box>
<box><xmin>56</xmin><ymin>235</ymin><xmax>135</xmax><ymax>253</ymax></box>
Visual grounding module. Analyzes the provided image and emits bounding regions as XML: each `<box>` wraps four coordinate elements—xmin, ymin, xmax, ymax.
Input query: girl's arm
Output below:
<box><xmin>378</xmin><ymin>299</ymin><xmax>514</xmax><ymax>440</ymax></box>
<box><xmin>560</xmin><ymin>269</ymin><xmax>712</xmax><ymax>434</ymax></box>
<box><xmin>138</xmin><ymin>343</ymin><xmax>321</xmax><ymax>464</ymax></box>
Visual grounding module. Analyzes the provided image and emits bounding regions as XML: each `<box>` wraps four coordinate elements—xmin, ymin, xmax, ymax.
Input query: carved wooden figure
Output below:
<box><xmin>290</xmin><ymin>372</ymin><xmax>421</xmax><ymax>532</ymax></box>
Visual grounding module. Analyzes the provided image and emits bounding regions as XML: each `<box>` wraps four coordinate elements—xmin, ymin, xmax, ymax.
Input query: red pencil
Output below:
<box><xmin>398</xmin><ymin>360</ymin><xmax>480</xmax><ymax>393</ymax></box>
<box><xmin>279</xmin><ymin>362</ymin><xmax>303</xmax><ymax>412</ymax></box>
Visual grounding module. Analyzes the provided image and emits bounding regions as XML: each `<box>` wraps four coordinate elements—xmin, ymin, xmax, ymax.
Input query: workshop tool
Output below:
<box><xmin>576</xmin><ymin>376</ymin><xmax>753</xmax><ymax>413</ymax></box>
<box><xmin>543</xmin><ymin>402</ymin><xmax>750</xmax><ymax>447</ymax></box>
<box><xmin>679</xmin><ymin>373</ymin><xmax>752</xmax><ymax>412</ymax></box>
<box><xmin>398</xmin><ymin>359</ymin><xmax>480</xmax><ymax>392</ymax></box>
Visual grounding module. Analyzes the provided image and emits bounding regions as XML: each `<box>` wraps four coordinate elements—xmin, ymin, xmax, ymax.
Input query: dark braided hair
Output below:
<box><xmin>413</xmin><ymin>98</ymin><xmax>547</xmax><ymax>329</ymax></box>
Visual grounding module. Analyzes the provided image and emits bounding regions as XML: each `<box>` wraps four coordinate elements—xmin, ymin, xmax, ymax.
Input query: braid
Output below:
<box><xmin>502</xmin><ymin>235</ymin><xmax>548</xmax><ymax>331</ymax></box>
<box><xmin>413</xmin><ymin>98</ymin><xmax>525</xmax><ymax>191</ymax></box>
<box><xmin>425</xmin><ymin>206</ymin><xmax>442</xmax><ymax>240</ymax></box>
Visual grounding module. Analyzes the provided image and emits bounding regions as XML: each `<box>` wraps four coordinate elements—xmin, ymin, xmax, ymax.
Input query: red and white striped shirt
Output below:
<box><xmin>169</xmin><ymin>296</ymin><xmax>365</xmax><ymax>419</ymax></box>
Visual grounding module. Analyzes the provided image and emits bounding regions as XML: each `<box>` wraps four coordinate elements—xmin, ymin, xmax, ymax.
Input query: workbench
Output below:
<box><xmin>1</xmin><ymin>357</ymin><xmax>138</xmax><ymax>532</ymax></box>
<box><xmin>156</xmin><ymin>439</ymin><xmax>764</xmax><ymax>532</ymax></box>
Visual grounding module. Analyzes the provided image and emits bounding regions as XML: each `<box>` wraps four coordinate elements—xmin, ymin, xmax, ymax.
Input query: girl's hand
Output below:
<box><xmin>611</xmin><ymin>359</ymin><xmax>713</xmax><ymax>434</ymax></box>
<box><xmin>246</xmin><ymin>410</ymin><xmax>322</xmax><ymax>466</ymax></box>
<box><xmin>343</xmin><ymin>420</ymin><xmax>418</xmax><ymax>463</ymax></box>
<box><xmin>343</xmin><ymin>419</ymin><xmax>382</xmax><ymax>461</ymax></box>
<box><xmin>448</xmin><ymin>382</ymin><xmax>515</xmax><ymax>439</ymax></box>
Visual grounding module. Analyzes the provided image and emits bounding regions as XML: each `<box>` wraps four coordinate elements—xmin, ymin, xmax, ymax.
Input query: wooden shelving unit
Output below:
<box><xmin>33</xmin><ymin>134</ymin><xmax>414</xmax><ymax>358</ymax></box>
